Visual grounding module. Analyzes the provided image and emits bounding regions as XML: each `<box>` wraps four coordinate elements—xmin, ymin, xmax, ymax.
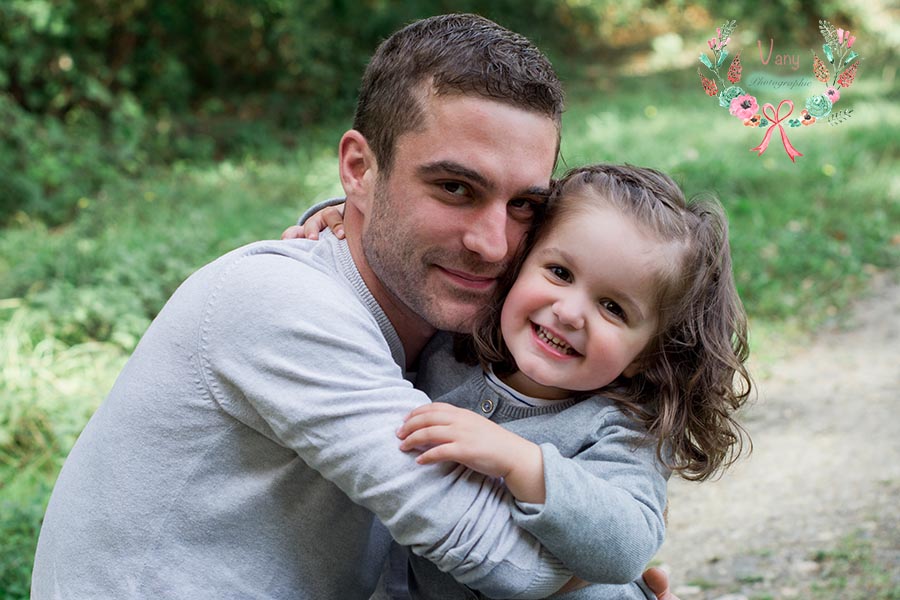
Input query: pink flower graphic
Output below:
<box><xmin>825</xmin><ymin>86</ymin><xmax>840</xmax><ymax>103</ymax></box>
<box><xmin>838</xmin><ymin>28</ymin><xmax>856</xmax><ymax>48</ymax></box>
<box><xmin>729</xmin><ymin>94</ymin><xmax>759</xmax><ymax>119</ymax></box>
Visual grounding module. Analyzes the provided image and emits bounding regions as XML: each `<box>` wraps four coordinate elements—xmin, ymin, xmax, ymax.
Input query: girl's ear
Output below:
<box><xmin>338</xmin><ymin>130</ymin><xmax>379</xmax><ymax>216</ymax></box>
<box><xmin>622</xmin><ymin>361</ymin><xmax>642</xmax><ymax>378</ymax></box>
<box><xmin>622</xmin><ymin>353</ymin><xmax>649</xmax><ymax>378</ymax></box>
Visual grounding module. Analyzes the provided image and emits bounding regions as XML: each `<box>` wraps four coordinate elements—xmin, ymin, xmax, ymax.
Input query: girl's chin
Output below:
<box><xmin>515</xmin><ymin>370</ymin><xmax>572</xmax><ymax>400</ymax></box>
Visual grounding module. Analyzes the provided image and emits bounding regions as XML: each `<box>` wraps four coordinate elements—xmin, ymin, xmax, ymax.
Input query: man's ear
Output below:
<box><xmin>338</xmin><ymin>130</ymin><xmax>378</xmax><ymax>215</ymax></box>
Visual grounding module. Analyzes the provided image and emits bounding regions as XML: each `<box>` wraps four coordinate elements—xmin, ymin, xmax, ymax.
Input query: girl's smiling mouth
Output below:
<box><xmin>532</xmin><ymin>323</ymin><xmax>580</xmax><ymax>356</ymax></box>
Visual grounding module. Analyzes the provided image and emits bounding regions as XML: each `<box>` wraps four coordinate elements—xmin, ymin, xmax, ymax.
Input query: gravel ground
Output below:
<box><xmin>654</xmin><ymin>275</ymin><xmax>900</xmax><ymax>599</ymax></box>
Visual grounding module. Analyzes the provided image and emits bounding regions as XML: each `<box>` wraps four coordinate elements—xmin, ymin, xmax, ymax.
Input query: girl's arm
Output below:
<box><xmin>398</xmin><ymin>402</ymin><xmax>547</xmax><ymax>503</ymax></box>
<box><xmin>506</xmin><ymin>401</ymin><xmax>669</xmax><ymax>584</ymax></box>
<box><xmin>399</xmin><ymin>398</ymin><xmax>669</xmax><ymax>585</ymax></box>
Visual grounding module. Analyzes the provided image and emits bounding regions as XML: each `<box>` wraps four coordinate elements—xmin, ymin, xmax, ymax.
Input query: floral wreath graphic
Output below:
<box><xmin>698</xmin><ymin>20</ymin><xmax>859</xmax><ymax>162</ymax></box>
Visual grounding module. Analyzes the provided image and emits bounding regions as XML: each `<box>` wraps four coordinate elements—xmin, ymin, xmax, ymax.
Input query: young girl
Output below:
<box><xmin>296</xmin><ymin>164</ymin><xmax>751</xmax><ymax>599</ymax></box>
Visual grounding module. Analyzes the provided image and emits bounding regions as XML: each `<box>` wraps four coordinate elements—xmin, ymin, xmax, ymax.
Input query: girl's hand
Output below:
<box><xmin>397</xmin><ymin>403</ymin><xmax>546</xmax><ymax>503</ymax></box>
<box><xmin>557</xmin><ymin>569</ymin><xmax>681</xmax><ymax>598</ymax></box>
<box><xmin>643</xmin><ymin>567</ymin><xmax>680</xmax><ymax>599</ymax></box>
<box><xmin>281</xmin><ymin>203</ymin><xmax>345</xmax><ymax>240</ymax></box>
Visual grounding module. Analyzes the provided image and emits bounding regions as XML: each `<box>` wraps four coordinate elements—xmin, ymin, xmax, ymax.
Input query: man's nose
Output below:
<box><xmin>461</xmin><ymin>202</ymin><xmax>509</xmax><ymax>263</ymax></box>
<box><xmin>552</xmin><ymin>297</ymin><xmax>585</xmax><ymax>330</ymax></box>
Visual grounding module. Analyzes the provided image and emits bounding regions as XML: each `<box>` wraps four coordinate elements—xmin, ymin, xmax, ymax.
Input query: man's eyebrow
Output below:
<box><xmin>521</xmin><ymin>185</ymin><xmax>552</xmax><ymax>200</ymax></box>
<box><xmin>417</xmin><ymin>161</ymin><xmax>492</xmax><ymax>191</ymax></box>
<box><xmin>417</xmin><ymin>161</ymin><xmax>551</xmax><ymax>199</ymax></box>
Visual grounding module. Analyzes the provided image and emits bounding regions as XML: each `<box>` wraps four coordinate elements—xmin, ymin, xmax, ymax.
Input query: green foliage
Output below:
<box><xmin>811</xmin><ymin>529</ymin><xmax>900</xmax><ymax>599</ymax></box>
<box><xmin>0</xmin><ymin>94</ymin><xmax>122</xmax><ymax>225</ymax></box>
<box><xmin>0</xmin><ymin>0</ymin><xmax>595</xmax><ymax>124</ymax></box>
<box><xmin>0</xmin><ymin>3</ymin><xmax>895</xmax><ymax>595</ymax></box>
<box><xmin>0</xmin><ymin>0</ymin><xmax>881</xmax><ymax>227</ymax></box>
<box><xmin>0</xmin><ymin>485</ymin><xmax>48</xmax><ymax>599</ymax></box>
<box><xmin>0</xmin><ymin>309</ymin><xmax>128</xmax><ymax>599</ymax></box>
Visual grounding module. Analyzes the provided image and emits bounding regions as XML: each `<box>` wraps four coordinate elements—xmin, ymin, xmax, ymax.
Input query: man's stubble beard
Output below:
<box><xmin>361</xmin><ymin>180</ymin><xmax>496</xmax><ymax>333</ymax></box>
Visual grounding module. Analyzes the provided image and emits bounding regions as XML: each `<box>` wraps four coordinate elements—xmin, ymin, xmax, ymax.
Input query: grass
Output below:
<box><xmin>810</xmin><ymin>530</ymin><xmax>900</xmax><ymax>600</ymax></box>
<box><xmin>2</xmin><ymin>63</ymin><xmax>898</xmax><ymax>596</ymax></box>
<box><xmin>0</xmin><ymin>311</ymin><xmax>128</xmax><ymax>595</ymax></box>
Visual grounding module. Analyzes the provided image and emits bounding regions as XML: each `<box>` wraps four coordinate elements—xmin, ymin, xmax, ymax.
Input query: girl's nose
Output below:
<box><xmin>552</xmin><ymin>298</ymin><xmax>585</xmax><ymax>329</ymax></box>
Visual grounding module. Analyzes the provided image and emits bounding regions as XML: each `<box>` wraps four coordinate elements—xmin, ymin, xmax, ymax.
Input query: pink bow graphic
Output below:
<box><xmin>750</xmin><ymin>100</ymin><xmax>803</xmax><ymax>162</ymax></box>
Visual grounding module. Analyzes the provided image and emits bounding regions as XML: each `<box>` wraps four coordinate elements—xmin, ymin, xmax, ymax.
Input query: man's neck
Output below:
<box><xmin>344</xmin><ymin>212</ymin><xmax>435</xmax><ymax>370</ymax></box>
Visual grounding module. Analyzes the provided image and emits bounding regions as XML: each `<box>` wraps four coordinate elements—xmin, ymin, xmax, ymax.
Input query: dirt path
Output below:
<box><xmin>655</xmin><ymin>275</ymin><xmax>900</xmax><ymax>599</ymax></box>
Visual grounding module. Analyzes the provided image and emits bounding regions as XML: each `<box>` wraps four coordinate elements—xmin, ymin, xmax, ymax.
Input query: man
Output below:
<box><xmin>33</xmin><ymin>14</ymin><xmax>677</xmax><ymax>599</ymax></box>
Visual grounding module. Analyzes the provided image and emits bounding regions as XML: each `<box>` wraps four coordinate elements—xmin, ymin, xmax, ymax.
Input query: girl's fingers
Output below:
<box><xmin>281</xmin><ymin>225</ymin><xmax>306</xmax><ymax>240</ymax></box>
<box><xmin>397</xmin><ymin>414</ymin><xmax>439</xmax><ymax>439</ymax></box>
<box><xmin>405</xmin><ymin>402</ymin><xmax>448</xmax><ymax>417</ymax></box>
<box><xmin>321</xmin><ymin>209</ymin><xmax>345</xmax><ymax>239</ymax></box>
<box><xmin>416</xmin><ymin>443</ymin><xmax>461</xmax><ymax>465</ymax></box>
<box><xmin>301</xmin><ymin>215</ymin><xmax>327</xmax><ymax>239</ymax></box>
<box><xmin>399</xmin><ymin>426</ymin><xmax>456</xmax><ymax>451</ymax></box>
<box><xmin>403</xmin><ymin>402</ymin><xmax>461</xmax><ymax>422</ymax></box>
<box><xmin>398</xmin><ymin>405</ymin><xmax>461</xmax><ymax>438</ymax></box>
<box><xmin>282</xmin><ymin>203</ymin><xmax>345</xmax><ymax>241</ymax></box>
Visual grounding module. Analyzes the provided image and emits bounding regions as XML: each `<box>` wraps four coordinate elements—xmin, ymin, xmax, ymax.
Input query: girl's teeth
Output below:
<box><xmin>536</xmin><ymin>326</ymin><xmax>574</xmax><ymax>354</ymax></box>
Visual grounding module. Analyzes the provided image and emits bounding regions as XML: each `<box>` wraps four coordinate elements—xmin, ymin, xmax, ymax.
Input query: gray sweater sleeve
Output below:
<box><xmin>507</xmin><ymin>402</ymin><xmax>668</xmax><ymax>585</ymax></box>
<box><xmin>297</xmin><ymin>196</ymin><xmax>346</xmax><ymax>225</ymax></box>
<box><xmin>201</xmin><ymin>251</ymin><xmax>569</xmax><ymax>598</ymax></box>
<box><xmin>415</xmin><ymin>336</ymin><xmax>668</xmax><ymax>588</ymax></box>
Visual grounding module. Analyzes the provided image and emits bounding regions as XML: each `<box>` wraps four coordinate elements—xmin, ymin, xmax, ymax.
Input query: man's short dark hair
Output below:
<box><xmin>353</xmin><ymin>13</ymin><xmax>564</xmax><ymax>174</ymax></box>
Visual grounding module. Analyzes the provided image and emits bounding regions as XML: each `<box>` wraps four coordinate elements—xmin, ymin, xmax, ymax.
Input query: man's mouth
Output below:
<box><xmin>533</xmin><ymin>324</ymin><xmax>579</xmax><ymax>356</ymax></box>
<box><xmin>438</xmin><ymin>266</ymin><xmax>498</xmax><ymax>291</ymax></box>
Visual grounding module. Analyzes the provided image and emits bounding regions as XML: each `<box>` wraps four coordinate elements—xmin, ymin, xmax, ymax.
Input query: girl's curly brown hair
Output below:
<box><xmin>460</xmin><ymin>164</ymin><xmax>752</xmax><ymax>481</ymax></box>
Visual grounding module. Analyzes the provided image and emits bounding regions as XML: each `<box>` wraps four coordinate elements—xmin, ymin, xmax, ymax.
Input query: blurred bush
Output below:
<box><xmin>2</xmin><ymin>0</ymin><xmax>884</xmax><ymax>226</ymax></box>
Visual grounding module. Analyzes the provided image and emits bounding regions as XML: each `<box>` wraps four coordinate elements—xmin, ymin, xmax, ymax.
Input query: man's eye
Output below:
<box><xmin>441</xmin><ymin>182</ymin><xmax>469</xmax><ymax>197</ymax></box>
<box><xmin>509</xmin><ymin>198</ymin><xmax>544</xmax><ymax>218</ymax></box>
<box><xmin>547</xmin><ymin>265</ymin><xmax>572</xmax><ymax>282</ymax></box>
<box><xmin>509</xmin><ymin>198</ymin><xmax>535</xmax><ymax>210</ymax></box>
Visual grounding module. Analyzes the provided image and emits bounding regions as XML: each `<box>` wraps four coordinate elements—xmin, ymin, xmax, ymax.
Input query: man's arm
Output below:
<box><xmin>201</xmin><ymin>250</ymin><xmax>569</xmax><ymax>598</ymax></box>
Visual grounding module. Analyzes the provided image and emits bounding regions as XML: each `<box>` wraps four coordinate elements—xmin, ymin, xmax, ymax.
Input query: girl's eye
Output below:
<box><xmin>600</xmin><ymin>299</ymin><xmax>627</xmax><ymax>321</ymax></box>
<box><xmin>547</xmin><ymin>265</ymin><xmax>572</xmax><ymax>282</ymax></box>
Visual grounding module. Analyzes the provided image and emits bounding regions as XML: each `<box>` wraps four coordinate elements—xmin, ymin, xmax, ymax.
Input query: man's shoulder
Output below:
<box><xmin>192</xmin><ymin>237</ymin><xmax>380</xmax><ymax>336</ymax></box>
<box><xmin>207</xmin><ymin>237</ymin><xmax>353</xmax><ymax>300</ymax></box>
<box><xmin>196</xmin><ymin>237</ymin><xmax>402</xmax><ymax>371</ymax></box>
<box><xmin>212</xmin><ymin>237</ymin><xmax>341</xmax><ymax>279</ymax></box>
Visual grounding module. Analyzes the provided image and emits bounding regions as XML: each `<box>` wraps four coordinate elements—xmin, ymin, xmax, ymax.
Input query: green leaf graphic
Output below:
<box><xmin>819</xmin><ymin>20</ymin><xmax>839</xmax><ymax>48</ymax></box>
<box><xmin>823</xmin><ymin>43</ymin><xmax>834</xmax><ymax>63</ymax></box>
<box><xmin>700</xmin><ymin>54</ymin><xmax>713</xmax><ymax>69</ymax></box>
<box><xmin>719</xmin><ymin>20</ymin><xmax>737</xmax><ymax>40</ymax></box>
<box><xmin>717</xmin><ymin>50</ymin><xmax>729</xmax><ymax>67</ymax></box>
<box><xmin>827</xmin><ymin>109</ymin><xmax>854</xmax><ymax>126</ymax></box>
